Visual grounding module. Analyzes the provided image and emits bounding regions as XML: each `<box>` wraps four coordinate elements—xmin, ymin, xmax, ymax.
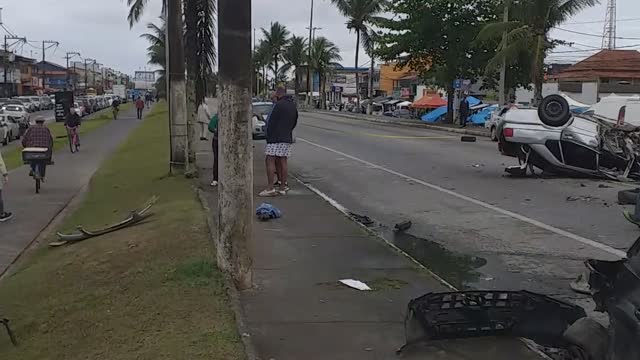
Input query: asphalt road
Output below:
<box><xmin>288</xmin><ymin>111</ymin><xmax>637</xmax><ymax>308</ymax></box>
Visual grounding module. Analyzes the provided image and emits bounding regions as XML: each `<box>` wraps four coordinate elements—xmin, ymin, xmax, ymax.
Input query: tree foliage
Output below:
<box><xmin>375</xmin><ymin>0</ymin><xmax>499</xmax><ymax>120</ymax></box>
<box><xmin>309</xmin><ymin>37</ymin><xmax>342</xmax><ymax>109</ymax></box>
<box><xmin>261</xmin><ymin>22</ymin><xmax>291</xmax><ymax>83</ymax></box>
<box><xmin>476</xmin><ymin>0</ymin><xmax>598</xmax><ymax>105</ymax></box>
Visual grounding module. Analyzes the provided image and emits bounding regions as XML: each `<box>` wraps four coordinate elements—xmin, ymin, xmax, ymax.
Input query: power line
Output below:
<box><xmin>563</xmin><ymin>17</ymin><xmax>640</xmax><ymax>25</ymax></box>
<box><xmin>555</xmin><ymin>27</ymin><xmax>640</xmax><ymax>41</ymax></box>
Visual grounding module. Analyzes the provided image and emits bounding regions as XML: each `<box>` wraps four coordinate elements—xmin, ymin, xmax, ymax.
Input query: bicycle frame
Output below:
<box><xmin>66</xmin><ymin>126</ymin><xmax>79</xmax><ymax>153</ymax></box>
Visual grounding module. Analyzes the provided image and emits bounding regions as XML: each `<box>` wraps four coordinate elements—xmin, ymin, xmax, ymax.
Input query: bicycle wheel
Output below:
<box><xmin>34</xmin><ymin>168</ymin><xmax>41</xmax><ymax>194</ymax></box>
<box><xmin>68</xmin><ymin>133</ymin><xmax>75</xmax><ymax>153</ymax></box>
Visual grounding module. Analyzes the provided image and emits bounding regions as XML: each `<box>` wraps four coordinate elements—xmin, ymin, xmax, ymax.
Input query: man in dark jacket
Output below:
<box><xmin>459</xmin><ymin>94</ymin><xmax>469</xmax><ymax>128</ymax></box>
<box><xmin>259</xmin><ymin>87</ymin><xmax>298</xmax><ymax>197</ymax></box>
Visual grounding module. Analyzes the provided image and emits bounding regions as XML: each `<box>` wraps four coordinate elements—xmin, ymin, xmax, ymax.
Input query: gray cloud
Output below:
<box><xmin>1</xmin><ymin>0</ymin><xmax>637</xmax><ymax>76</ymax></box>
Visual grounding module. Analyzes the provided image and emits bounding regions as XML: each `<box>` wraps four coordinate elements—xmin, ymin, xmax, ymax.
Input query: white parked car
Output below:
<box><xmin>73</xmin><ymin>102</ymin><xmax>84</xmax><ymax>117</ymax></box>
<box><xmin>251</xmin><ymin>102</ymin><xmax>272</xmax><ymax>140</ymax></box>
<box><xmin>0</xmin><ymin>114</ymin><xmax>20</xmax><ymax>145</ymax></box>
<box><xmin>2</xmin><ymin>104</ymin><xmax>29</xmax><ymax>122</ymax></box>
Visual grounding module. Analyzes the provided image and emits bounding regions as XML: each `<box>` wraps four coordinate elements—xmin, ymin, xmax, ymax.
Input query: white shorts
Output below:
<box><xmin>265</xmin><ymin>143</ymin><xmax>292</xmax><ymax>157</ymax></box>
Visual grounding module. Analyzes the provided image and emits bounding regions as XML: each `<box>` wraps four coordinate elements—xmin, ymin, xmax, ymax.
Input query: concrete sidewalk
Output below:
<box><xmin>196</xmin><ymin>138</ymin><xmax>543</xmax><ymax>359</ymax></box>
<box><xmin>0</xmin><ymin>106</ymin><xmax>141</xmax><ymax>275</ymax></box>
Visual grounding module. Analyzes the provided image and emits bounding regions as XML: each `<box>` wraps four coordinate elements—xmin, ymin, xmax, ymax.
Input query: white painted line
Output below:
<box><xmin>297</xmin><ymin>137</ymin><xmax>627</xmax><ymax>259</ymax></box>
<box><xmin>295</xmin><ymin>176</ymin><xmax>458</xmax><ymax>291</ymax></box>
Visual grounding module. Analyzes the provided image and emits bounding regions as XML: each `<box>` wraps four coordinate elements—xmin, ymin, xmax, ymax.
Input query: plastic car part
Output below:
<box><xmin>398</xmin><ymin>290</ymin><xmax>586</xmax><ymax>354</ymax></box>
<box><xmin>538</xmin><ymin>95</ymin><xmax>572</xmax><ymax>127</ymax></box>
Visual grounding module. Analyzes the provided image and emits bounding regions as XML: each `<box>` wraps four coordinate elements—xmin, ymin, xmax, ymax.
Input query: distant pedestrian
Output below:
<box><xmin>145</xmin><ymin>93</ymin><xmax>152</xmax><ymax>109</ymax></box>
<box><xmin>208</xmin><ymin>112</ymin><xmax>219</xmax><ymax>187</ymax></box>
<box><xmin>259</xmin><ymin>87</ymin><xmax>298</xmax><ymax>197</ymax></box>
<box><xmin>198</xmin><ymin>101</ymin><xmax>213</xmax><ymax>141</ymax></box>
<box><xmin>0</xmin><ymin>152</ymin><xmax>12</xmax><ymax>222</ymax></box>
<box><xmin>135</xmin><ymin>97</ymin><xmax>145</xmax><ymax>120</ymax></box>
<box><xmin>459</xmin><ymin>94</ymin><xmax>469</xmax><ymax>128</ymax></box>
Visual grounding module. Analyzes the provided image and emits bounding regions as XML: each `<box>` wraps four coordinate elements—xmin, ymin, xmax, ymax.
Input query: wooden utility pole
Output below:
<box><xmin>218</xmin><ymin>0</ymin><xmax>253</xmax><ymax>289</ymax></box>
<box><xmin>41</xmin><ymin>40</ymin><xmax>59</xmax><ymax>90</ymax></box>
<box><xmin>166</xmin><ymin>0</ymin><xmax>189</xmax><ymax>173</ymax></box>
<box><xmin>84</xmin><ymin>58</ymin><xmax>95</xmax><ymax>91</ymax></box>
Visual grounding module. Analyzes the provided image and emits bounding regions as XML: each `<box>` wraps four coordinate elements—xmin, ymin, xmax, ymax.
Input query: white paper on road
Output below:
<box><xmin>339</xmin><ymin>279</ymin><xmax>372</xmax><ymax>291</ymax></box>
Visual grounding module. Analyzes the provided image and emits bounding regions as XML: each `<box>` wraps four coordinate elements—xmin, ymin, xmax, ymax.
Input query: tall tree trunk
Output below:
<box><xmin>273</xmin><ymin>55</ymin><xmax>279</xmax><ymax>86</ymax></box>
<box><xmin>294</xmin><ymin>69</ymin><xmax>299</xmax><ymax>104</ymax></box>
<box><xmin>184</xmin><ymin>0</ymin><xmax>198</xmax><ymax>165</ymax></box>
<box><xmin>320</xmin><ymin>73</ymin><xmax>327</xmax><ymax>109</ymax></box>
<box><xmin>446</xmin><ymin>84</ymin><xmax>454</xmax><ymax>123</ymax></box>
<box><xmin>532</xmin><ymin>35</ymin><xmax>545</xmax><ymax>107</ymax></box>
<box><xmin>355</xmin><ymin>29</ymin><xmax>360</xmax><ymax>110</ymax></box>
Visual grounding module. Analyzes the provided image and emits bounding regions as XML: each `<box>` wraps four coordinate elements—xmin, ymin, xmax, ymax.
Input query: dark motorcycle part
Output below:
<box><xmin>617</xmin><ymin>188</ymin><xmax>640</xmax><ymax>205</ymax></box>
<box><xmin>399</xmin><ymin>290</ymin><xmax>586</xmax><ymax>353</ymax></box>
<box><xmin>538</xmin><ymin>94</ymin><xmax>572</xmax><ymax>127</ymax></box>
<box><xmin>583</xmin><ymin>236</ymin><xmax>640</xmax><ymax>360</ymax></box>
<box><xmin>394</xmin><ymin>220</ymin><xmax>412</xmax><ymax>232</ymax></box>
<box><xmin>563</xmin><ymin>317</ymin><xmax>608</xmax><ymax>360</ymax></box>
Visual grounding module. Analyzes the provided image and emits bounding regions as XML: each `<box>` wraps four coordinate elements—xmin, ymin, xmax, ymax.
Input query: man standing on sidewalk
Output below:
<box><xmin>259</xmin><ymin>87</ymin><xmax>297</xmax><ymax>197</ymax></box>
<box><xmin>135</xmin><ymin>97</ymin><xmax>145</xmax><ymax>120</ymax></box>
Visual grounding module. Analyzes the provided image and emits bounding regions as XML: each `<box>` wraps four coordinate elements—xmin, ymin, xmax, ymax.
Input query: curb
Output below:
<box><xmin>196</xmin><ymin>188</ymin><xmax>258</xmax><ymax>360</ymax></box>
<box><xmin>302</xmin><ymin>109</ymin><xmax>490</xmax><ymax>138</ymax></box>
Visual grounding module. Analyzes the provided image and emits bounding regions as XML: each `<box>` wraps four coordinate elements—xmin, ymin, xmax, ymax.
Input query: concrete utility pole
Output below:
<box><xmin>3</xmin><ymin>35</ymin><xmax>25</xmax><ymax>97</ymax></box>
<box><xmin>65</xmin><ymin>52</ymin><xmax>80</xmax><ymax>91</ymax></box>
<box><xmin>306</xmin><ymin>0</ymin><xmax>314</xmax><ymax>106</ymax></box>
<box><xmin>84</xmin><ymin>58</ymin><xmax>95</xmax><ymax>91</ymax></box>
<box><xmin>166</xmin><ymin>0</ymin><xmax>189</xmax><ymax>173</ymax></box>
<box><xmin>218</xmin><ymin>0</ymin><xmax>253</xmax><ymax>289</ymax></box>
<box><xmin>41</xmin><ymin>40</ymin><xmax>59</xmax><ymax>90</ymax></box>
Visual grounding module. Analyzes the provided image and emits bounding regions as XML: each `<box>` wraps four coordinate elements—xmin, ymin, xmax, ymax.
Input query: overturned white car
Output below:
<box><xmin>498</xmin><ymin>94</ymin><xmax>640</xmax><ymax>181</ymax></box>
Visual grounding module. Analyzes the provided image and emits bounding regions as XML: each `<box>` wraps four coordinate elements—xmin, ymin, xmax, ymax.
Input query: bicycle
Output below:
<box><xmin>21</xmin><ymin>147</ymin><xmax>51</xmax><ymax>194</ymax></box>
<box><xmin>67</xmin><ymin>126</ymin><xmax>80</xmax><ymax>153</ymax></box>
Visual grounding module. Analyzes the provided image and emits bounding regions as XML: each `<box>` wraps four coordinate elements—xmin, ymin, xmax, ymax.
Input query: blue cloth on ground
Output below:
<box><xmin>256</xmin><ymin>202</ymin><xmax>282</xmax><ymax>221</ymax></box>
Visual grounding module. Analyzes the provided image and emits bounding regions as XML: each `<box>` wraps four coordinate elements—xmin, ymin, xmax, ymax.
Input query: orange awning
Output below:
<box><xmin>411</xmin><ymin>95</ymin><xmax>447</xmax><ymax>109</ymax></box>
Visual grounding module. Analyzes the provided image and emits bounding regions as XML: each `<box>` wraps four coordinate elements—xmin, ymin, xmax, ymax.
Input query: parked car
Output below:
<box><xmin>28</xmin><ymin>96</ymin><xmax>42</xmax><ymax>111</ymax></box>
<box><xmin>498</xmin><ymin>94</ymin><xmax>640</xmax><ymax>181</ymax></box>
<box><xmin>251</xmin><ymin>102</ymin><xmax>273</xmax><ymax>140</ymax></box>
<box><xmin>15</xmin><ymin>98</ymin><xmax>36</xmax><ymax>112</ymax></box>
<box><xmin>40</xmin><ymin>96</ymin><xmax>53</xmax><ymax>110</ymax></box>
<box><xmin>73</xmin><ymin>102</ymin><xmax>84</xmax><ymax>117</ymax></box>
<box><xmin>77</xmin><ymin>98</ymin><xmax>92</xmax><ymax>115</ymax></box>
<box><xmin>0</xmin><ymin>114</ymin><xmax>20</xmax><ymax>145</ymax></box>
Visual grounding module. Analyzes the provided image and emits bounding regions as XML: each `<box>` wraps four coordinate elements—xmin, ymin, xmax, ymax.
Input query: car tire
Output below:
<box><xmin>2</xmin><ymin>135</ymin><xmax>7</xmax><ymax>146</ymax></box>
<box><xmin>618</xmin><ymin>188</ymin><xmax>640</xmax><ymax>205</ymax></box>
<box><xmin>490</xmin><ymin>126</ymin><xmax>498</xmax><ymax>141</ymax></box>
<box><xmin>538</xmin><ymin>94</ymin><xmax>571</xmax><ymax>127</ymax></box>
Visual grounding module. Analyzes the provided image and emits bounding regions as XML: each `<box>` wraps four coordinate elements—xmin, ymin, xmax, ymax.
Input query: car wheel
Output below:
<box><xmin>2</xmin><ymin>134</ymin><xmax>7</xmax><ymax>146</ymax></box>
<box><xmin>618</xmin><ymin>188</ymin><xmax>640</xmax><ymax>205</ymax></box>
<box><xmin>490</xmin><ymin>126</ymin><xmax>498</xmax><ymax>141</ymax></box>
<box><xmin>538</xmin><ymin>94</ymin><xmax>571</xmax><ymax>127</ymax></box>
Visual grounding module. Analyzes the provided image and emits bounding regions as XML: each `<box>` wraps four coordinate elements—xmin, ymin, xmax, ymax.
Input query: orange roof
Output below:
<box><xmin>554</xmin><ymin>50</ymin><xmax>640</xmax><ymax>81</ymax></box>
<box><xmin>411</xmin><ymin>95</ymin><xmax>447</xmax><ymax>109</ymax></box>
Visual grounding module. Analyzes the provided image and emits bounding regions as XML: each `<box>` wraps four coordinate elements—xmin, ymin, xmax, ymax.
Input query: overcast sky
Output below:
<box><xmin>0</xmin><ymin>0</ymin><xmax>638</xmax><ymax>75</ymax></box>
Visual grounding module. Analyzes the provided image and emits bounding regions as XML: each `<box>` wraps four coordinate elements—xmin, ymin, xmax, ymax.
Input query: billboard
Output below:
<box><xmin>134</xmin><ymin>71</ymin><xmax>155</xmax><ymax>90</ymax></box>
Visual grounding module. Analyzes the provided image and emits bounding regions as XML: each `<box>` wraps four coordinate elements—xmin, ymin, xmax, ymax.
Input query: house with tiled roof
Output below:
<box><xmin>551</xmin><ymin>50</ymin><xmax>640</xmax><ymax>104</ymax></box>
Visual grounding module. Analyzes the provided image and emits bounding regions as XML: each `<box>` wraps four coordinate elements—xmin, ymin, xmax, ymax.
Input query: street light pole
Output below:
<box><xmin>65</xmin><ymin>52</ymin><xmax>80</xmax><ymax>91</ymax></box>
<box><xmin>306</xmin><ymin>0</ymin><xmax>314</xmax><ymax>106</ymax></box>
<box><xmin>84</xmin><ymin>58</ymin><xmax>95</xmax><ymax>91</ymax></box>
<box><xmin>218</xmin><ymin>0</ymin><xmax>253</xmax><ymax>289</ymax></box>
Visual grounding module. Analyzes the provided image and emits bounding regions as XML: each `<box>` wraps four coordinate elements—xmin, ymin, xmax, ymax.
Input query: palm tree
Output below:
<box><xmin>140</xmin><ymin>17</ymin><xmax>167</xmax><ymax>98</ymax></box>
<box><xmin>254</xmin><ymin>41</ymin><xmax>272</xmax><ymax>96</ymax></box>
<box><xmin>309</xmin><ymin>37</ymin><xmax>342</xmax><ymax>109</ymax></box>
<box><xmin>261</xmin><ymin>22</ymin><xmax>290</xmax><ymax>86</ymax></box>
<box><xmin>282</xmin><ymin>36</ymin><xmax>308</xmax><ymax>101</ymax></box>
<box><xmin>330</xmin><ymin>0</ymin><xmax>387</xmax><ymax>108</ymax></box>
<box><xmin>477</xmin><ymin>0</ymin><xmax>597</xmax><ymax>105</ymax></box>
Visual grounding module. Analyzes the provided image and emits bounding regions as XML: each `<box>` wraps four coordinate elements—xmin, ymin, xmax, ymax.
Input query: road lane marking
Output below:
<box><xmin>297</xmin><ymin>137</ymin><xmax>627</xmax><ymax>259</ymax></box>
<box><xmin>363</xmin><ymin>133</ymin><xmax>453</xmax><ymax>139</ymax></box>
<box><xmin>301</xmin><ymin>122</ymin><xmax>454</xmax><ymax>140</ymax></box>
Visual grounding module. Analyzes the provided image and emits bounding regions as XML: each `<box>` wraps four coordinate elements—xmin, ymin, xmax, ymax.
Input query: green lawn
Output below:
<box><xmin>1</xmin><ymin>103</ymin><xmax>132</xmax><ymax>171</ymax></box>
<box><xmin>0</xmin><ymin>102</ymin><xmax>245</xmax><ymax>360</ymax></box>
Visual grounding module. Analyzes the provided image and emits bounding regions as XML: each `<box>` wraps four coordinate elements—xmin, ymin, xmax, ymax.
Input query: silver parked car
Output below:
<box><xmin>0</xmin><ymin>114</ymin><xmax>20</xmax><ymax>145</ymax></box>
<box><xmin>252</xmin><ymin>102</ymin><xmax>272</xmax><ymax>140</ymax></box>
<box><xmin>498</xmin><ymin>94</ymin><xmax>640</xmax><ymax>181</ymax></box>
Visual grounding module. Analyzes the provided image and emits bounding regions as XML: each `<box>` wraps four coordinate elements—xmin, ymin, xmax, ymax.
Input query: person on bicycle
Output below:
<box><xmin>65</xmin><ymin>108</ymin><xmax>82</xmax><ymax>148</ymax></box>
<box><xmin>112</xmin><ymin>97</ymin><xmax>120</xmax><ymax>119</ymax></box>
<box><xmin>22</xmin><ymin>116</ymin><xmax>53</xmax><ymax>180</ymax></box>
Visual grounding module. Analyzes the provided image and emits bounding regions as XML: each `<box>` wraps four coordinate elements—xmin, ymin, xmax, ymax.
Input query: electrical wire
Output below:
<box><xmin>562</xmin><ymin>17</ymin><xmax>640</xmax><ymax>25</ymax></box>
<box><xmin>555</xmin><ymin>27</ymin><xmax>640</xmax><ymax>41</ymax></box>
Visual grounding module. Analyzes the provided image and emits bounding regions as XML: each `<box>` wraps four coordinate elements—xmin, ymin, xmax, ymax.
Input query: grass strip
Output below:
<box><xmin>0</xmin><ymin>102</ymin><xmax>245</xmax><ymax>360</ymax></box>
